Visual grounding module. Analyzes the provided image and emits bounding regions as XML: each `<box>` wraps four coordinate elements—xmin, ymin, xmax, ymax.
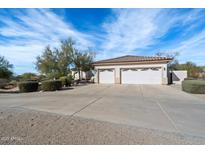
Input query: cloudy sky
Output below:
<box><xmin>0</xmin><ymin>8</ymin><xmax>205</xmax><ymax>74</ymax></box>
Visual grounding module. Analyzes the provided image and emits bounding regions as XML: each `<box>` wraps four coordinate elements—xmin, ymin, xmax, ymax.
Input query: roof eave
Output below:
<box><xmin>92</xmin><ymin>59</ymin><xmax>173</xmax><ymax>66</ymax></box>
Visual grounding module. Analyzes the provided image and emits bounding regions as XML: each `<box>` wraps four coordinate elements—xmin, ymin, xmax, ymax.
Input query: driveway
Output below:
<box><xmin>1</xmin><ymin>84</ymin><xmax>205</xmax><ymax>139</ymax></box>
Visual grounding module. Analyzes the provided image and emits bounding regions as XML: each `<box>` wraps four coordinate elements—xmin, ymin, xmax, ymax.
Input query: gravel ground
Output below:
<box><xmin>0</xmin><ymin>107</ymin><xmax>205</xmax><ymax>145</ymax></box>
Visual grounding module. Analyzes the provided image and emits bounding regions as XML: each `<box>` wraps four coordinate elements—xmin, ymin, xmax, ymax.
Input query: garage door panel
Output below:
<box><xmin>99</xmin><ymin>69</ymin><xmax>114</xmax><ymax>84</ymax></box>
<box><xmin>121</xmin><ymin>68</ymin><xmax>162</xmax><ymax>84</ymax></box>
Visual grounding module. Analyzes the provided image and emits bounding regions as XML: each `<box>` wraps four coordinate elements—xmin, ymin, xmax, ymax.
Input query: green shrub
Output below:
<box><xmin>41</xmin><ymin>80</ymin><xmax>62</xmax><ymax>91</ymax></box>
<box><xmin>60</xmin><ymin>76</ymin><xmax>69</xmax><ymax>87</ymax></box>
<box><xmin>59</xmin><ymin>75</ymin><xmax>73</xmax><ymax>87</ymax></box>
<box><xmin>18</xmin><ymin>81</ymin><xmax>39</xmax><ymax>93</ymax></box>
<box><xmin>182</xmin><ymin>80</ymin><xmax>205</xmax><ymax>94</ymax></box>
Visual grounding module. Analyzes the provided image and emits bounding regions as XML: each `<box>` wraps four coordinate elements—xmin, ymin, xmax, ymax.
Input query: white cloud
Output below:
<box><xmin>0</xmin><ymin>9</ymin><xmax>94</xmax><ymax>74</ymax></box>
<box><xmin>1</xmin><ymin>9</ymin><xmax>205</xmax><ymax>74</ymax></box>
<box><xmin>99</xmin><ymin>9</ymin><xmax>205</xmax><ymax>61</ymax></box>
<box><xmin>99</xmin><ymin>9</ymin><xmax>171</xmax><ymax>57</ymax></box>
<box><xmin>164</xmin><ymin>29</ymin><xmax>205</xmax><ymax>65</ymax></box>
<box><xmin>172</xmin><ymin>30</ymin><xmax>205</xmax><ymax>52</ymax></box>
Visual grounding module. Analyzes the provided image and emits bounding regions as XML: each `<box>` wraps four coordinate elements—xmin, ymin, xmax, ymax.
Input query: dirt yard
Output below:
<box><xmin>0</xmin><ymin>107</ymin><xmax>205</xmax><ymax>145</ymax></box>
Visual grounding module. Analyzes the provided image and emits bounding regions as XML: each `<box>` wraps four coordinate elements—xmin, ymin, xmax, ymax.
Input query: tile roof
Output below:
<box><xmin>93</xmin><ymin>55</ymin><xmax>173</xmax><ymax>65</ymax></box>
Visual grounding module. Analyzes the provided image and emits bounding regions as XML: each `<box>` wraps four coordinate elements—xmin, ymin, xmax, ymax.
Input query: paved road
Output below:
<box><xmin>1</xmin><ymin>84</ymin><xmax>205</xmax><ymax>138</ymax></box>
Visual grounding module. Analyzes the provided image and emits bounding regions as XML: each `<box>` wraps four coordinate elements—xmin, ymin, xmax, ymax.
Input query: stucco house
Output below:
<box><xmin>92</xmin><ymin>55</ymin><xmax>173</xmax><ymax>85</ymax></box>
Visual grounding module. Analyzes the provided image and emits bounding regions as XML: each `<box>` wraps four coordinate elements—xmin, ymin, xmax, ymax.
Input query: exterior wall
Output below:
<box><xmin>172</xmin><ymin>70</ymin><xmax>187</xmax><ymax>84</ymax></box>
<box><xmin>94</xmin><ymin>63</ymin><xmax>168</xmax><ymax>85</ymax></box>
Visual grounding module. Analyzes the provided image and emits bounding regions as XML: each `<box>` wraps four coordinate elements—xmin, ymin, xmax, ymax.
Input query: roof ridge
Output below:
<box><xmin>95</xmin><ymin>55</ymin><xmax>133</xmax><ymax>62</ymax></box>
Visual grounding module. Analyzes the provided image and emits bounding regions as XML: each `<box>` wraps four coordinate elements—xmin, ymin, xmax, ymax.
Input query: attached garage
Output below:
<box><xmin>93</xmin><ymin>55</ymin><xmax>172</xmax><ymax>85</ymax></box>
<box><xmin>99</xmin><ymin>69</ymin><xmax>115</xmax><ymax>84</ymax></box>
<box><xmin>121</xmin><ymin>67</ymin><xmax>162</xmax><ymax>84</ymax></box>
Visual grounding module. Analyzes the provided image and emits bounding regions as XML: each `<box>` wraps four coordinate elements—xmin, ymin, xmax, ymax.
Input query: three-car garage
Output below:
<box><xmin>98</xmin><ymin>67</ymin><xmax>162</xmax><ymax>84</ymax></box>
<box><xmin>93</xmin><ymin>55</ymin><xmax>172</xmax><ymax>85</ymax></box>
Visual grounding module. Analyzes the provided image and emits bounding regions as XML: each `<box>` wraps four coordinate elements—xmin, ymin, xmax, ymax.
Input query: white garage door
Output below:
<box><xmin>99</xmin><ymin>69</ymin><xmax>115</xmax><ymax>84</ymax></box>
<box><xmin>121</xmin><ymin>68</ymin><xmax>162</xmax><ymax>84</ymax></box>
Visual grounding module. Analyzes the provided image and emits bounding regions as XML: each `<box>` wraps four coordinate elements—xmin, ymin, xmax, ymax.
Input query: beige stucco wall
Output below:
<box><xmin>94</xmin><ymin>63</ymin><xmax>168</xmax><ymax>85</ymax></box>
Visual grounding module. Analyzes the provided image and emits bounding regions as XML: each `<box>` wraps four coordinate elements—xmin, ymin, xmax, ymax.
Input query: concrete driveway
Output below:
<box><xmin>1</xmin><ymin>84</ymin><xmax>205</xmax><ymax>138</ymax></box>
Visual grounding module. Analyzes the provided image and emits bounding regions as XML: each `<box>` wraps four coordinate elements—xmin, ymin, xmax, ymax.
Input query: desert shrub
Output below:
<box><xmin>18</xmin><ymin>81</ymin><xmax>39</xmax><ymax>93</ymax></box>
<box><xmin>59</xmin><ymin>76</ymin><xmax>66</xmax><ymax>86</ymax></box>
<box><xmin>0</xmin><ymin>78</ymin><xmax>8</xmax><ymax>88</ymax></box>
<box><xmin>41</xmin><ymin>80</ymin><xmax>62</xmax><ymax>91</ymax></box>
<box><xmin>67</xmin><ymin>74</ymin><xmax>73</xmax><ymax>84</ymax></box>
<box><xmin>60</xmin><ymin>76</ymin><xmax>69</xmax><ymax>87</ymax></box>
<box><xmin>59</xmin><ymin>75</ymin><xmax>73</xmax><ymax>87</ymax></box>
<box><xmin>17</xmin><ymin>72</ymin><xmax>38</xmax><ymax>81</ymax></box>
<box><xmin>184</xmin><ymin>77</ymin><xmax>195</xmax><ymax>80</ymax></box>
<box><xmin>182</xmin><ymin>80</ymin><xmax>205</xmax><ymax>94</ymax></box>
<box><xmin>9</xmin><ymin>80</ymin><xmax>17</xmax><ymax>87</ymax></box>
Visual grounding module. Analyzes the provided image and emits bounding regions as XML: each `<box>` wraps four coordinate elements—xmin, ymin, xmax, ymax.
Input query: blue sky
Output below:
<box><xmin>0</xmin><ymin>8</ymin><xmax>205</xmax><ymax>74</ymax></box>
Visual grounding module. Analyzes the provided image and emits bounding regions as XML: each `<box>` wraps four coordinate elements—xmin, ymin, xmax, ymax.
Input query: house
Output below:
<box><xmin>92</xmin><ymin>55</ymin><xmax>173</xmax><ymax>85</ymax></box>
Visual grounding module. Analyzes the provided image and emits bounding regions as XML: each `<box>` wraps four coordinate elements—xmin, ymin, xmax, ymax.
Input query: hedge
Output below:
<box><xmin>18</xmin><ymin>81</ymin><xmax>39</xmax><ymax>93</ymax></box>
<box><xmin>41</xmin><ymin>80</ymin><xmax>62</xmax><ymax>91</ymax></box>
<box><xmin>182</xmin><ymin>80</ymin><xmax>205</xmax><ymax>94</ymax></box>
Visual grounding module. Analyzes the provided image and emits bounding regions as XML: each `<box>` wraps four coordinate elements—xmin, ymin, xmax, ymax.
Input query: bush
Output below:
<box><xmin>18</xmin><ymin>81</ymin><xmax>39</xmax><ymax>93</ymax></box>
<box><xmin>182</xmin><ymin>80</ymin><xmax>205</xmax><ymax>94</ymax></box>
<box><xmin>60</xmin><ymin>76</ymin><xmax>69</xmax><ymax>87</ymax></box>
<box><xmin>59</xmin><ymin>75</ymin><xmax>73</xmax><ymax>87</ymax></box>
<box><xmin>9</xmin><ymin>80</ymin><xmax>17</xmax><ymax>87</ymax></box>
<box><xmin>41</xmin><ymin>80</ymin><xmax>62</xmax><ymax>91</ymax></box>
<box><xmin>0</xmin><ymin>78</ymin><xmax>8</xmax><ymax>88</ymax></box>
<box><xmin>184</xmin><ymin>77</ymin><xmax>195</xmax><ymax>80</ymax></box>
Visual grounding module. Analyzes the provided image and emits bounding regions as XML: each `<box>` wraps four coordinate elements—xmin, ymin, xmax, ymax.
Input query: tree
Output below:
<box><xmin>175</xmin><ymin>61</ymin><xmax>203</xmax><ymax>78</ymax></box>
<box><xmin>56</xmin><ymin>39</ymin><xmax>74</xmax><ymax>76</ymax></box>
<box><xmin>72</xmin><ymin>50</ymin><xmax>95</xmax><ymax>80</ymax></box>
<box><xmin>36</xmin><ymin>46</ymin><xmax>58</xmax><ymax>79</ymax></box>
<box><xmin>17</xmin><ymin>72</ymin><xmax>37</xmax><ymax>81</ymax></box>
<box><xmin>36</xmin><ymin>38</ymin><xmax>95</xmax><ymax>80</ymax></box>
<box><xmin>155</xmin><ymin>51</ymin><xmax>204</xmax><ymax>78</ymax></box>
<box><xmin>0</xmin><ymin>55</ymin><xmax>13</xmax><ymax>79</ymax></box>
<box><xmin>155</xmin><ymin>51</ymin><xmax>179</xmax><ymax>70</ymax></box>
<box><xmin>36</xmin><ymin>39</ymin><xmax>74</xmax><ymax>79</ymax></box>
